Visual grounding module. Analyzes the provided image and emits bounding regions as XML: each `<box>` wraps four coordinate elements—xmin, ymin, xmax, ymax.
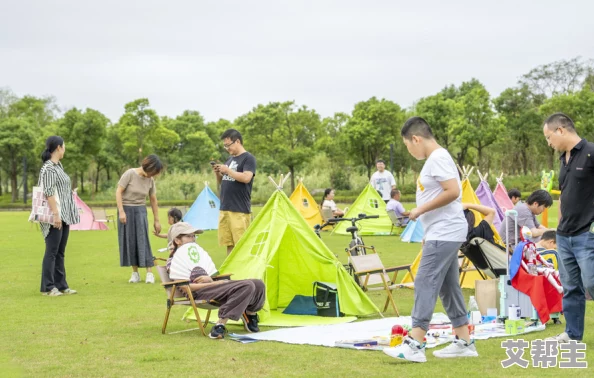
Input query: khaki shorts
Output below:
<box><xmin>218</xmin><ymin>211</ymin><xmax>251</xmax><ymax>247</ymax></box>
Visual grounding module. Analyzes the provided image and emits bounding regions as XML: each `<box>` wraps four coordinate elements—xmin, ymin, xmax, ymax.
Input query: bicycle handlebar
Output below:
<box><xmin>328</xmin><ymin>214</ymin><xmax>379</xmax><ymax>223</ymax></box>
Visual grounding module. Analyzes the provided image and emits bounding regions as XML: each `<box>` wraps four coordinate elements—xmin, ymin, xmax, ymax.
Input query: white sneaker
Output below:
<box><xmin>145</xmin><ymin>272</ymin><xmax>155</xmax><ymax>284</ymax></box>
<box><xmin>129</xmin><ymin>272</ymin><xmax>140</xmax><ymax>283</ymax></box>
<box><xmin>383</xmin><ymin>336</ymin><xmax>427</xmax><ymax>363</ymax></box>
<box><xmin>546</xmin><ymin>332</ymin><xmax>581</xmax><ymax>343</ymax></box>
<box><xmin>433</xmin><ymin>337</ymin><xmax>479</xmax><ymax>358</ymax></box>
<box><xmin>42</xmin><ymin>288</ymin><xmax>63</xmax><ymax>296</ymax></box>
<box><xmin>61</xmin><ymin>288</ymin><xmax>77</xmax><ymax>295</ymax></box>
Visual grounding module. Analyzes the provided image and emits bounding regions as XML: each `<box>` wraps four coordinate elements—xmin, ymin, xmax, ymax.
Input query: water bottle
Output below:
<box><xmin>467</xmin><ymin>296</ymin><xmax>479</xmax><ymax>315</ymax></box>
<box><xmin>467</xmin><ymin>296</ymin><xmax>479</xmax><ymax>335</ymax></box>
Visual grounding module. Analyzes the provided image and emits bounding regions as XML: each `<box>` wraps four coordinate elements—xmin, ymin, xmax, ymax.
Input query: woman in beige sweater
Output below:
<box><xmin>116</xmin><ymin>155</ymin><xmax>163</xmax><ymax>284</ymax></box>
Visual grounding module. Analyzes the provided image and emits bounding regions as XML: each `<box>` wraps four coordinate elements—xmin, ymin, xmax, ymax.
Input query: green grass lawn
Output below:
<box><xmin>1</xmin><ymin>201</ymin><xmax>592</xmax><ymax>377</ymax></box>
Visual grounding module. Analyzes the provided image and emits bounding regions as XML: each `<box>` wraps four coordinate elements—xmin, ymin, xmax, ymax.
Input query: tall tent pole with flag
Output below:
<box><xmin>493</xmin><ymin>173</ymin><xmax>515</xmax><ymax>213</ymax></box>
<box><xmin>288</xmin><ymin>178</ymin><xmax>323</xmax><ymax>228</ymax></box>
<box><xmin>202</xmin><ymin>173</ymin><xmax>380</xmax><ymax>322</ymax></box>
<box><xmin>332</xmin><ymin>183</ymin><xmax>394</xmax><ymax>236</ymax></box>
<box><xmin>474</xmin><ymin>170</ymin><xmax>505</xmax><ymax>229</ymax></box>
<box><xmin>183</xmin><ymin>182</ymin><xmax>220</xmax><ymax>230</ymax></box>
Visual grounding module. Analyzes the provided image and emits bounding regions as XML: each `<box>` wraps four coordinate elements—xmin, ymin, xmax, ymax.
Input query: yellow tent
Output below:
<box><xmin>401</xmin><ymin>177</ymin><xmax>502</xmax><ymax>289</ymax></box>
<box><xmin>289</xmin><ymin>181</ymin><xmax>323</xmax><ymax>228</ymax></box>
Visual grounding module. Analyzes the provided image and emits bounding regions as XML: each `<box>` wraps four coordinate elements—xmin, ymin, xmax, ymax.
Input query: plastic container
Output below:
<box><xmin>467</xmin><ymin>296</ymin><xmax>479</xmax><ymax>315</ymax></box>
<box><xmin>390</xmin><ymin>325</ymin><xmax>404</xmax><ymax>347</ymax></box>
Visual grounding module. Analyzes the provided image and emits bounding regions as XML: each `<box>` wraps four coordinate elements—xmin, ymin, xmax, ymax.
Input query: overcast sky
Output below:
<box><xmin>1</xmin><ymin>0</ymin><xmax>592</xmax><ymax>123</ymax></box>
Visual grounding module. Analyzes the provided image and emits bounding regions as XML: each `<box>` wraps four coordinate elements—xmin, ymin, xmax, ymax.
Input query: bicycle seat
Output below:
<box><xmin>346</xmin><ymin>226</ymin><xmax>358</xmax><ymax>233</ymax></box>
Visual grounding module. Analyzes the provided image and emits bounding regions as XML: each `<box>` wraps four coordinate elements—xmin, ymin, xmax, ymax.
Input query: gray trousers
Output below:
<box><xmin>412</xmin><ymin>240</ymin><xmax>468</xmax><ymax>331</ymax></box>
<box><xmin>192</xmin><ymin>279</ymin><xmax>266</xmax><ymax>321</ymax></box>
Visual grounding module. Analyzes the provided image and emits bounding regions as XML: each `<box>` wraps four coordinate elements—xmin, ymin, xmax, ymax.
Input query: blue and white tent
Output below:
<box><xmin>183</xmin><ymin>184</ymin><xmax>220</xmax><ymax>230</ymax></box>
<box><xmin>400</xmin><ymin>220</ymin><xmax>424</xmax><ymax>243</ymax></box>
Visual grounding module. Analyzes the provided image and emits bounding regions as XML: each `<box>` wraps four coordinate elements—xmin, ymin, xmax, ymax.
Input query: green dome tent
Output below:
<box><xmin>332</xmin><ymin>184</ymin><xmax>394</xmax><ymax>236</ymax></box>
<box><xmin>218</xmin><ymin>189</ymin><xmax>380</xmax><ymax>320</ymax></box>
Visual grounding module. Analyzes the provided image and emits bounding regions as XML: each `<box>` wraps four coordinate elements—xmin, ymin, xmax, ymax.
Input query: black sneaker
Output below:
<box><xmin>209</xmin><ymin>324</ymin><xmax>227</xmax><ymax>339</ymax></box>
<box><xmin>242</xmin><ymin>312</ymin><xmax>260</xmax><ymax>333</ymax></box>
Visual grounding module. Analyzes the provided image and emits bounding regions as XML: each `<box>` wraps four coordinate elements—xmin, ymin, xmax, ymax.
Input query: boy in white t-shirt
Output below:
<box><xmin>383</xmin><ymin>117</ymin><xmax>478</xmax><ymax>363</ymax></box>
<box><xmin>369</xmin><ymin>160</ymin><xmax>396</xmax><ymax>203</ymax></box>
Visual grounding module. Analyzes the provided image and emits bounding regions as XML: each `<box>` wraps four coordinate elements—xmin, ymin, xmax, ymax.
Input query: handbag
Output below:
<box><xmin>312</xmin><ymin>281</ymin><xmax>344</xmax><ymax>317</ymax></box>
<box><xmin>28</xmin><ymin>170</ymin><xmax>60</xmax><ymax>224</ymax></box>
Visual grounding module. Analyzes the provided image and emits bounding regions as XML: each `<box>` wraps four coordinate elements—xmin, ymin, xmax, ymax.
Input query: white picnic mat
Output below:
<box><xmin>229</xmin><ymin>313</ymin><xmax>546</xmax><ymax>350</ymax></box>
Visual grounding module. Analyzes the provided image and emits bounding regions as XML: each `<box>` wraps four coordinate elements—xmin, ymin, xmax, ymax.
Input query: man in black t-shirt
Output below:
<box><xmin>543</xmin><ymin>113</ymin><xmax>594</xmax><ymax>343</ymax></box>
<box><xmin>213</xmin><ymin>129</ymin><xmax>256</xmax><ymax>255</ymax></box>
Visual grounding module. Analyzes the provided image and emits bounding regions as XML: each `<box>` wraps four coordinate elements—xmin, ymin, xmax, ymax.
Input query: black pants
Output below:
<box><xmin>41</xmin><ymin>222</ymin><xmax>70</xmax><ymax>292</ymax></box>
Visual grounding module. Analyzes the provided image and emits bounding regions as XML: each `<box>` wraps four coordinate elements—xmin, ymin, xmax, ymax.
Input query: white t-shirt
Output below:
<box><xmin>322</xmin><ymin>200</ymin><xmax>337</xmax><ymax>211</ymax></box>
<box><xmin>416</xmin><ymin>148</ymin><xmax>466</xmax><ymax>242</ymax></box>
<box><xmin>370</xmin><ymin>171</ymin><xmax>396</xmax><ymax>201</ymax></box>
<box><xmin>168</xmin><ymin>242</ymin><xmax>218</xmax><ymax>281</ymax></box>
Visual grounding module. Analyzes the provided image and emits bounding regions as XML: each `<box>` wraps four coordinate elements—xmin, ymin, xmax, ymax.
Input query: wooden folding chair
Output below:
<box><xmin>92</xmin><ymin>208</ymin><xmax>116</xmax><ymax>229</ymax></box>
<box><xmin>349</xmin><ymin>252</ymin><xmax>414</xmax><ymax>316</ymax></box>
<box><xmin>156</xmin><ymin>265</ymin><xmax>232</xmax><ymax>337</ymax></box>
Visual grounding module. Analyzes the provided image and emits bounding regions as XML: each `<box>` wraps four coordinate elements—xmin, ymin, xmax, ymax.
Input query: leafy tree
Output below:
<box><xmin>317</xmin><ymin>112</ymin><xmax>350</xmax><ymax>159</ymax></box>
<box><xmin>205</xmin><ymin>118</ymin><xmax>234</xmax><ymax>162</ymax></box>
<box><xmin>448</xmin><ymin>79</ymin><xmax>505</xmax><ymax>168</ymax></box>
<box><xmin>520</xmin><ymin>56</ymin><xmax>594</xmax><ymax>97</ymax></box>
<box><xmin>2</xmin><ymin>96</ymin><xmax>58</xmax><ymax>200</ymax></box>
<box><xmin>236</xmin><ymin>101</ymin><xmax>322</xmax><ymax>191</ymax></box>
<box><xmin>9</xmin><ymin>95</ymin><xmax>58</xmax><ymax>129</ymax></box>
<box><xmin>414</xmin><ymin>91</ymin><xmax>459</xmax><ymax>150</ymax></box>
<box><xmin>0</xmin><ymin>88</ymin><xmax>17</xmax><ymax>118</ymax></box>
<box><xmin>0</xmin><ymin>88</ymin><xmax>18</xmax><ymax>195</ymax></box>
<box><xmin>101</xmin><ymin>123</ymin><xmax>130</xmax><ymax>178</ymax></box>
<box><xmin>494</xmin><ymin>85</ymin><xmax>545</xmax><ymax>174</ymax></box>
<box><xmin>117</xmin><ymin>98</ymin><xmax>161</xmax><ymax>164</ymax></box>
<box><xmin>0</xmin><ymin>118</ymin><xmax>36</xmax><ymax>202</ymax></box>
<box><xmin>343</xmin><ymin>97</ymin><xmax>406</xmax><ymax>178</ymax></box>
<box><xmin>539</xmin><ymin>88</ymin><xmax>594</xmax><ymax>157</ymax></box>
<box><xmin>161</xmin><ymin>110</ymin><xmax>218</xmax><ymax>171</ymax></box>
<box><xmin>56</xmin><ymin>108</ymin><xmax>109</xmax><ymax>192</ymax></box>
<box><xmin>180</xmin><ymin>182</ymin><xmax>196</xmax><ymax>200</ymax></box>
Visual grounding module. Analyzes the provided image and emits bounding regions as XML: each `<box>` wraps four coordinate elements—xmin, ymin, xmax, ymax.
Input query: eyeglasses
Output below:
<box><xmin>179</xmin><ymin>234</ymin><xmax>196</xmax><ymax>239</ymax></box>
<box><xmin>545</xmin><ymin>127</ymin><xmax>562</xmax><ymax>141</ymax></box>
<box><xmin>223</xmin><ymin>140</ymin><xmax>236</xmax><ymax>149</ymax></box>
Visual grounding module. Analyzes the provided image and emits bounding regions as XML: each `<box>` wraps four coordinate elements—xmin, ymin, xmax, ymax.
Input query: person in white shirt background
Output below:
<box><xmin>370</xmin><ymin>159</ymin><xmax>396</xmax><ymax>204</ymax></box>
<box><xmin>320</xmin><ymin>188</ymin><xmax>345</xmax><ymax>217</ymax></box>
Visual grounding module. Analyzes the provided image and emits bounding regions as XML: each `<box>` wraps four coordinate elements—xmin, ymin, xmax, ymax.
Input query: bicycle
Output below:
<box><xmin>327</xmin><ymin>213</ymin><xmax>379</xmax><ymax>256</ymax></box>
<box><xmin>314</xmin><ymin>213</ymin><xmax>380</xmax><ymax>280</ymax></box>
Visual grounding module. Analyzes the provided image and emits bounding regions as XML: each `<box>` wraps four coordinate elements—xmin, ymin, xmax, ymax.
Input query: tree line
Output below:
<box><xmin>1</xmin><ymin>57</ymin><xmax>593</xmax><ymax>203</ymax></box>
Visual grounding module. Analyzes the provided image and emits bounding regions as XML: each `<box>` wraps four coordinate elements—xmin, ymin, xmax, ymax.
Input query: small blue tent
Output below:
<box><xmin>400</xmin><ymin>220</ymin><xmax>424</xmax><ymax>243</ymax></box>
<box><xmin>183</xmin><ymin>185</ymin><xmax>220</xmax><ymax>230</ymax></box>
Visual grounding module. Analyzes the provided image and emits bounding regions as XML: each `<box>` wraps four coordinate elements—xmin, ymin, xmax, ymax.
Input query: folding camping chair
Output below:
<box><xmin>156</xmin><ymin>265</ymin><xmax>232</xmax><ymax>337</ymax></box>
<box><xmin>321</xmin><ymin>207</ymin><xmax>334</xmax><ymax>223</ymax></box>
<box><xmin>92</xmin><ymin>208</ymin><xmax>116</xmax><ymax>229</ymax></box>
<box><xmin>349</xmin><ymin>251</ymin><xmax>413</xmax><ymax>316</ymax></box>
<box><xmin>459</xmin><ymin>237</ymin><xmax>508</xmax><ymax>281</ymax></box>
<box><xmin>386</xmin><ymin>210</ymin><xmax>408</xmax><ymax>235</ymax></box>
